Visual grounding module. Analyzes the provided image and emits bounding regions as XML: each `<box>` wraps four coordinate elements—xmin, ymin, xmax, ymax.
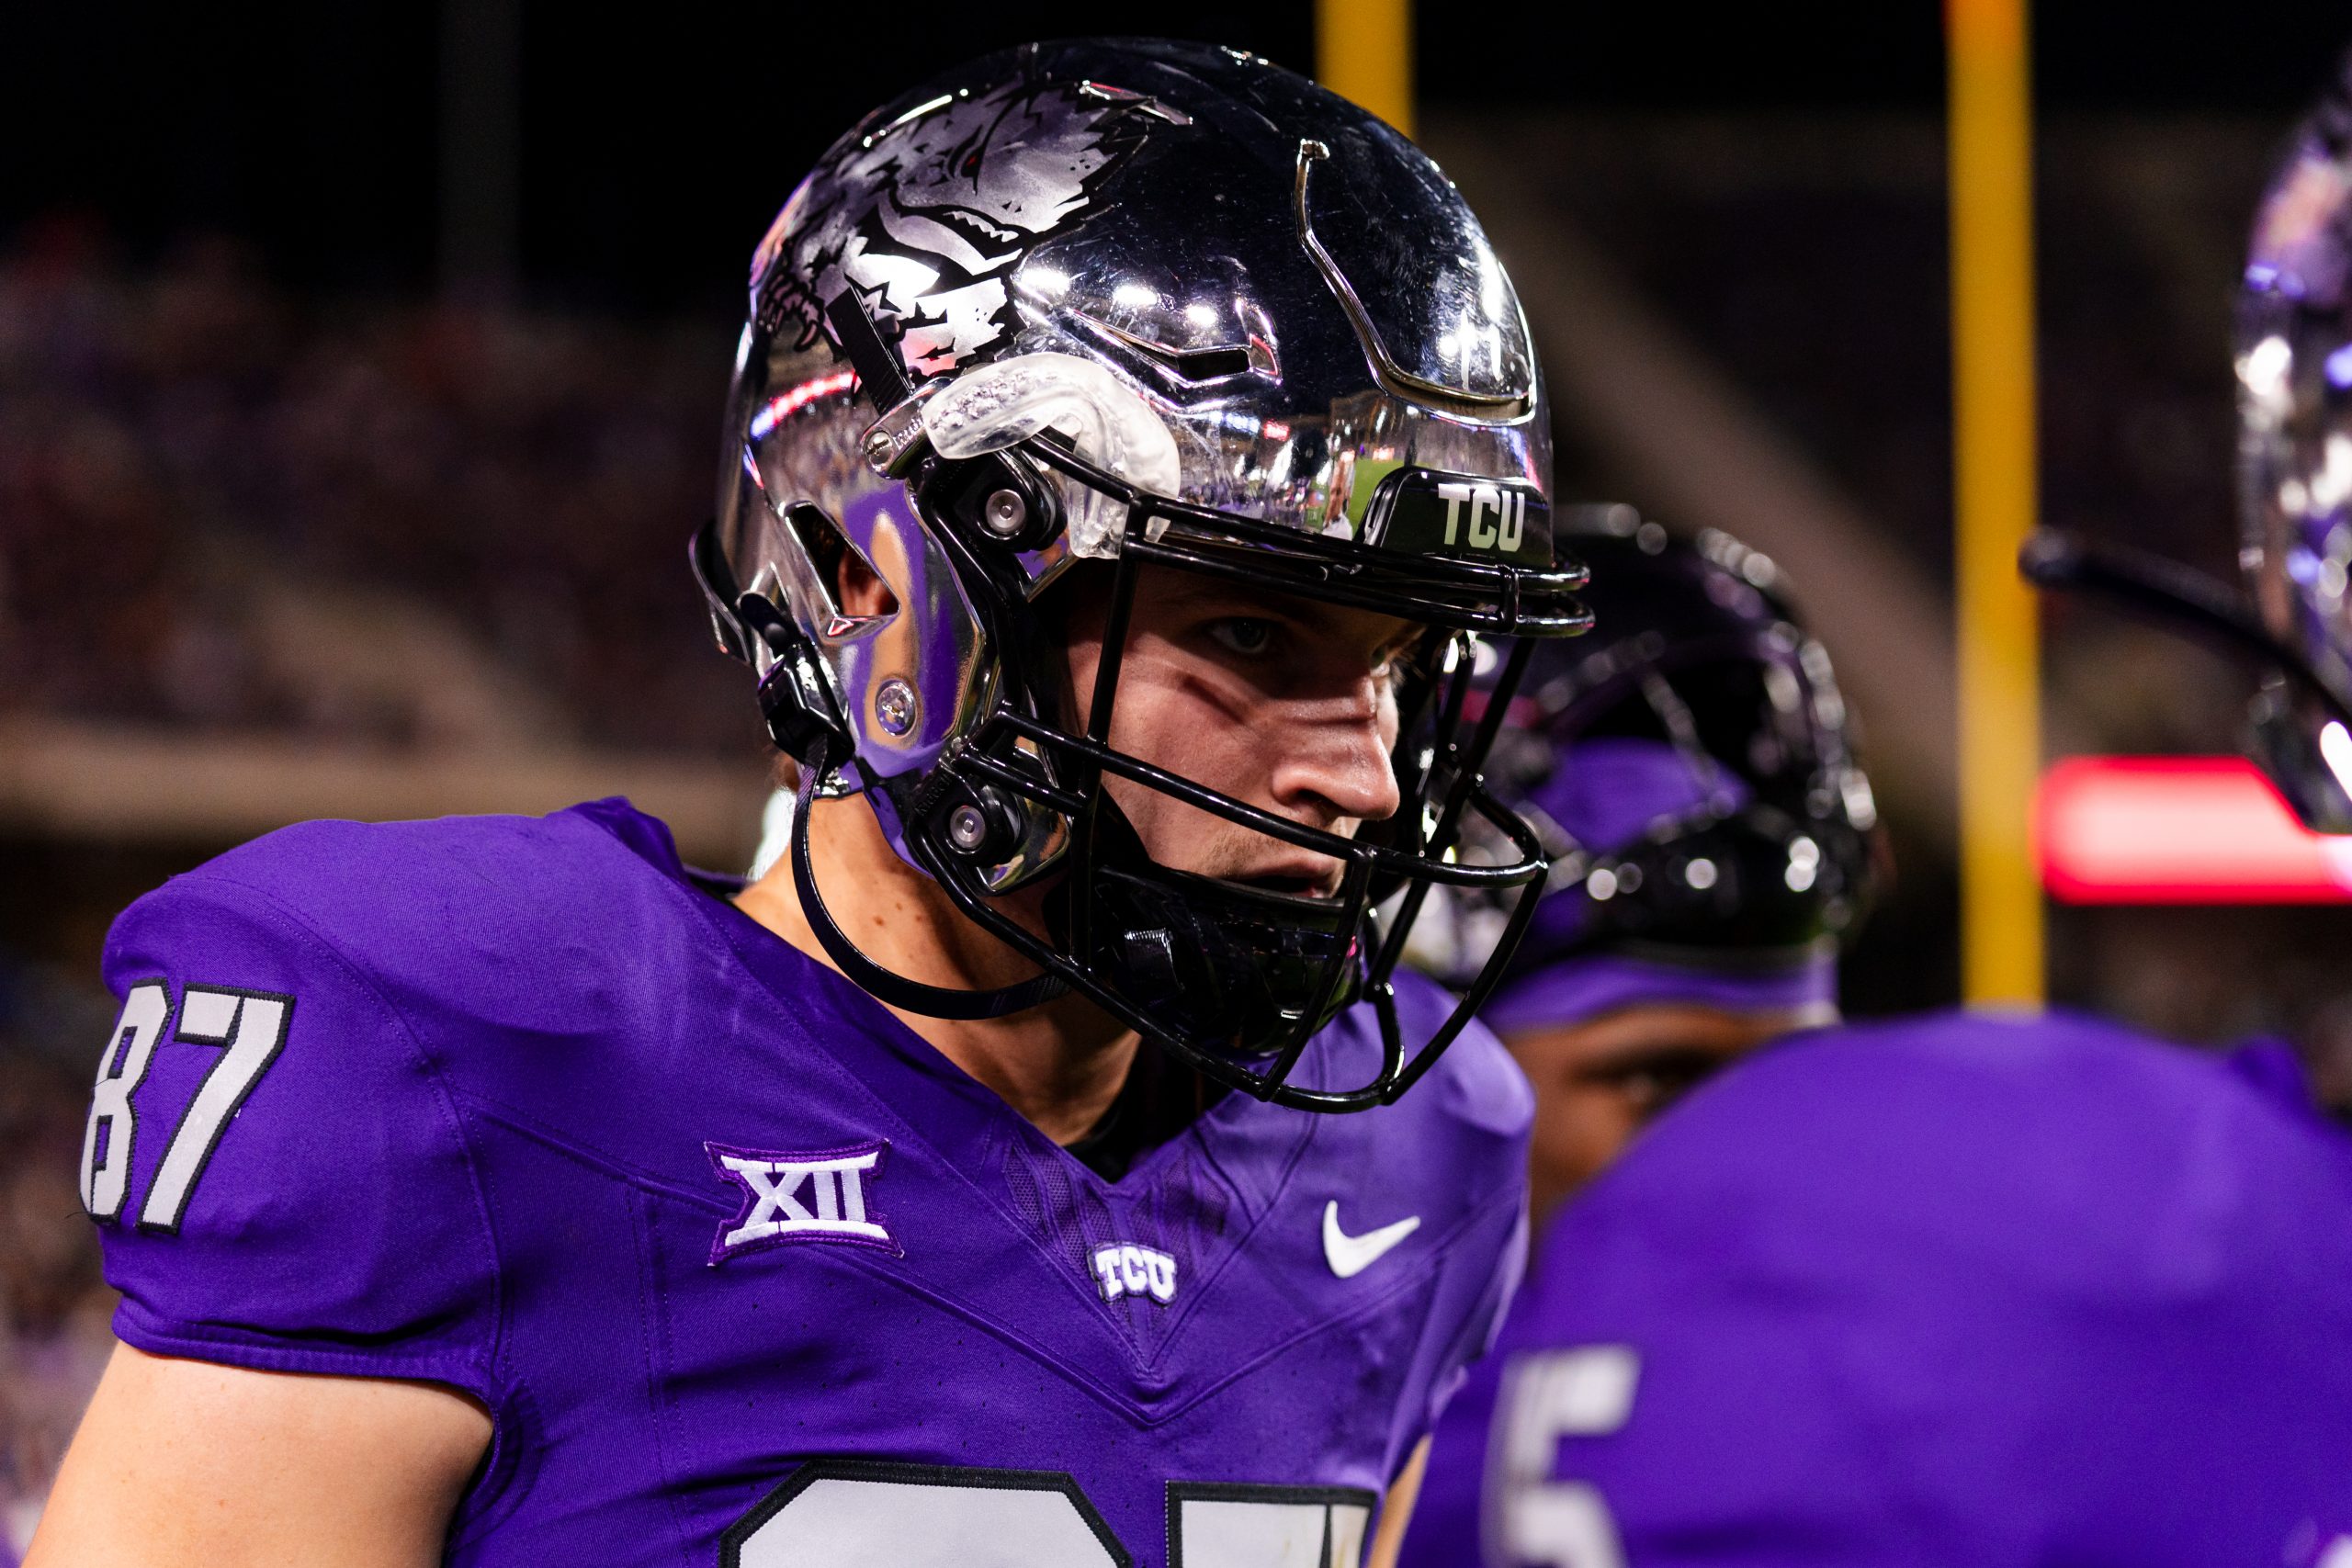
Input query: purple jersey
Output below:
<box><xmin>81</xmin><ymin>800</ymin><xmax>1529</xmax><ymax>1567</ymax></box>
<box><xmin>1400</xmin><ymin>1010</ymin><xmax>2352</xmax><ymax>1568</ymax></box>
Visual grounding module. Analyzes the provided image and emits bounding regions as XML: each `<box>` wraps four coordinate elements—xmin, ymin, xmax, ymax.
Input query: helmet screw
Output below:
<box><xmin>862</xmin><ymin>429</ymin><xmax>898</xmax><ymax>470</ymax></box>
<box><xmin>982</xmin><ymin>489</ymin><xmax>1028</xmax><ymax>539</ymax></box>
<box><xmin>946</xmin><ymin>802</ymin><xmax>992</xmax><ymax>854</ymax></box>
<box><xmin>874</xmin><ymin>677</ymin><xmax>919</xmax><ymax>737</ymax></box>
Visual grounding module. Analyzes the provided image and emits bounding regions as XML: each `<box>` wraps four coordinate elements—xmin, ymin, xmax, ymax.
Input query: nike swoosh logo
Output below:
<box><xmin>1322</xmin><ymin>1201</ymin><xmax>1420</xmax><ymax>1279</ymax></box>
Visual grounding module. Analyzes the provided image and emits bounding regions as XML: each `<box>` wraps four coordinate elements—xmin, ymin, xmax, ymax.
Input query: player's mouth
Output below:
<box><xmin>1228</xmin><ymin>864</ymin><xmax>1347</xmax><ymax>900</ymax></box>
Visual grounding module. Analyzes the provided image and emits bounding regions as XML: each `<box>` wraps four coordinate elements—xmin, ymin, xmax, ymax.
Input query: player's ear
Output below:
<box><xmin>786</xmin><ymin>502</ymin><xmax>898</xmax><ymax>622</ymax></box>
<box><xmin>834</xmin><ymin>547</ymin><xmax>894</xmax><ymax>620</ymax></box>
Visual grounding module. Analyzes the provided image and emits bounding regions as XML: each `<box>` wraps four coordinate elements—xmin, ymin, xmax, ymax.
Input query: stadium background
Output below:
<box><xmin>5</xmin><ymin>2</ymin><xmax>2351</xmax><ymax>1551</ymax></box>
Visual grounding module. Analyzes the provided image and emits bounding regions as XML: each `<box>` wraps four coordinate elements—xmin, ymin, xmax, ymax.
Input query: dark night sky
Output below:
<box><xmin>6</xmin><ymin>3</ymin><xmax>2348</xmax><ymax>312</ymax></box>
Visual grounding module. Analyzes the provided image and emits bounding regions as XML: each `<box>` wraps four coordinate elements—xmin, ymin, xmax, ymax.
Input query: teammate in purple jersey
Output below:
<box><xmin>27</xmin><ymin>40</ymin><xmax>1593</xmax><ymax>1568</ymax></box>
<box><xmin>1404</xmin><ymin>1012</ymin><xmax>2352</xmax><ymax>1568</ymax></box>
<box><xmin>1400</xmin><ymin>60</ymin><xmax>2352</xmax><ymax>1565</ymax></box>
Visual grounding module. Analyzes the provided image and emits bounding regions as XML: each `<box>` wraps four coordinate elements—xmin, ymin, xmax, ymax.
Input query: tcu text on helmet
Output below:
<box><xmin>1436</xmin><ymin>481</ymin><xmax>1529</xmax><ymax>555</ymax></box>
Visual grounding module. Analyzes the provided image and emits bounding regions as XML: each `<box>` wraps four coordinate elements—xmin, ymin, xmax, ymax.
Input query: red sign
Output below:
<box><xmin>2035</xmin><ymin>755</ymin><xmax>2352</xmax><ymax>903</ymax></box>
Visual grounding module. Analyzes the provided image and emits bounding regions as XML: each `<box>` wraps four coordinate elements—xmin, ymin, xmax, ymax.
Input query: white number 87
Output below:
<box><xmin>80</xmin><ymin>981</ymin><xmax>294</xmax><ymax>1231</ymax></box>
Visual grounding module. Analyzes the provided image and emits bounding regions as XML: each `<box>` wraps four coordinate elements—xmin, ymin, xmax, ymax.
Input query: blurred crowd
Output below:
<box><xmin>0</xmin><ymin>223</ymin><xmax>765</xmax><ymax>1553</ymax></box>
<box><xmin>0</xmin><ymin>220</ymin><xmax>741</xmax><ymax>754</ymax></box>
<box><xmin>0</xmin><ymin>955</ymin><xmax>113</xmax><ymax>1563</ymax></box>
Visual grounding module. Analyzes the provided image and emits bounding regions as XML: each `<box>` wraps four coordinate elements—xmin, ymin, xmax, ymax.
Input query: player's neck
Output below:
<box><xmin>734</xmin><ymin>795</ymin><xmax>1138</xmax><ymax>1146</ymax></box>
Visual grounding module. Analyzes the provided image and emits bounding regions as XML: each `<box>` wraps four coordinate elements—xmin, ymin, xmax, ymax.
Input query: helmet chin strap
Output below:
<box><xmin>789</xmin><ymin>738</ymin><xmax>1069</xmax><ymax>1021</ymax></box>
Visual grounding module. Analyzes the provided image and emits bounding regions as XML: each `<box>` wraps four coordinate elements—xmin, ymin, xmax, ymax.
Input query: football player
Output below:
<box><xmin>27</xmin><ymin>40</ymin><xmax>1589</xmax><ymax>1568</ymax></box>
<box><xmin>1418</xmin><ymin>511</ymin><xmax>1875</xmax><ymax>1229</ymax></box>
<box><xmin>1396</xmin><ymin>61</ymin><xmax>2352</xmax><ymax>1568</ymax></box>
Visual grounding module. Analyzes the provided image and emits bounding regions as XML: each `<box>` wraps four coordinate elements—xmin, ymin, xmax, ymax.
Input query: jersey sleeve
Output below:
<box><xmin>84</xmin><ymin>870</ymin><xmax>502</xmax><ymax>1398</ymax></box>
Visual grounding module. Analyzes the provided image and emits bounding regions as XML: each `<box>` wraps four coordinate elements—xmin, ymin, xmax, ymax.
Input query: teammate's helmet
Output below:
<box><xmin>1416</xmin><ymin>510</ymin><xmax>1877</xmax><ymax>1007</ymax></box>
<box><xmin>2237</xmin><ymin>53</ymin><xmax>2352</xmax><ymax>830</ymax></box>
<box><xmin>2033</xmin><ymin>54</ymin><xmax>2352</xmax><ymax>830</ymax></box>
<box><xmin>692</xmin><ymin>39</ymin><xmax>1588</xmax><ymax>1110</ymax></box>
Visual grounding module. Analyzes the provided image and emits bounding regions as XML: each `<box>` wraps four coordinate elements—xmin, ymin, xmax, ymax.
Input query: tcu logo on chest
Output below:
<box><xmin>706</xmin><ymin>1139</ymin><xmax>898</xmax><ymax>1262</ymax></box>
<box><xmin>1090</xmin><ymin>1243</ymin><xmax>1177</xmax><ymax>1305</ymax></box>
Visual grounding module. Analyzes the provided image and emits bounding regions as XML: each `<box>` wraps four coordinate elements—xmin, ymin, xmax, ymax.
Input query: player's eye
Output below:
<box><xmin>1206</xmin><ymin>617</ymin><xmax>1280</xmax><ymax>658</ymax></box>
<box><xmin>1370</xmin><ymin>632</ymin><xmax>1422</xmax><ymax>681</ymax></box>
<box><xmin>1592</xmin><ymin>1049</ymin><xmax>1727</xmax><ymax>1122</ymax></box>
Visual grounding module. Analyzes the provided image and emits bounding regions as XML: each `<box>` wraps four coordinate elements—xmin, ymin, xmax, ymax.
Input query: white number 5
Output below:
<box><xmin>1491</xmin><ymin>1346</ymin><xmax>1640</xmax><ymax>1568</ymax></box>
<box><xmin>79</xmin><ymin>983</ymin><xmax>294</xmax><ymax>1230</ymax></box>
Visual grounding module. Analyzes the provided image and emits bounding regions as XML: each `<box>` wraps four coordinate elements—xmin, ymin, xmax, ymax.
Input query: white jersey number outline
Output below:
<box><xmin>721</xmin><ymin>1461</ymin><xmax>1373</xmax><ymax>1568</ymax></box>
<box><xmin>79</xmin><ymin>983</ymin><xmax>294</xmax><ymax>1230</ymax></box>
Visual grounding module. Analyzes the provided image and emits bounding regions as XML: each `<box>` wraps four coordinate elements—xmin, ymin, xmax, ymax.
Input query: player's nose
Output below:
<box><xmin>1267</xmin><ymin>684</ymin><xmax>1402</xmax><ymax>829</ymax></box>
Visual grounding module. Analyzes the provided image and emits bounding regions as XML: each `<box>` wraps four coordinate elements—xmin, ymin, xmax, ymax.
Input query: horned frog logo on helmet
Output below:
<box><xmin>754</xmin><ymin>79</ymin><xmax>1154</xmax><ymax>376</ymax></box>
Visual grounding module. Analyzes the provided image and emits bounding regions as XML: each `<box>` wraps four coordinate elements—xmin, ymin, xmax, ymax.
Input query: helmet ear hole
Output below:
<box><xmin>834</xmin><ymin>547</ymin><xmax>897</xmax><ymax>620</ymax></box>
<box><xmin>786</xmin><ymin>502</ymin><xmax>899</xmax><ymax>627</ymax></box>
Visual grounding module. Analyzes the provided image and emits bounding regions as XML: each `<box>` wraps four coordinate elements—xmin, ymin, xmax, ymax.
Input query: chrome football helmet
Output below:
<box><xmin>691</xmin><ymin>39</ymin><xmax>1588</xmax><ymax>1110</ymax></box>
<box><xmin>2026</xmin><ymin>51</ymin><xmax>2352</xmax><ymax>830</ymax></box>
<box><xmin>2233</xmin><ymin>62</ymin><xmax>2352</xmax><ymax>830</ymax></box>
